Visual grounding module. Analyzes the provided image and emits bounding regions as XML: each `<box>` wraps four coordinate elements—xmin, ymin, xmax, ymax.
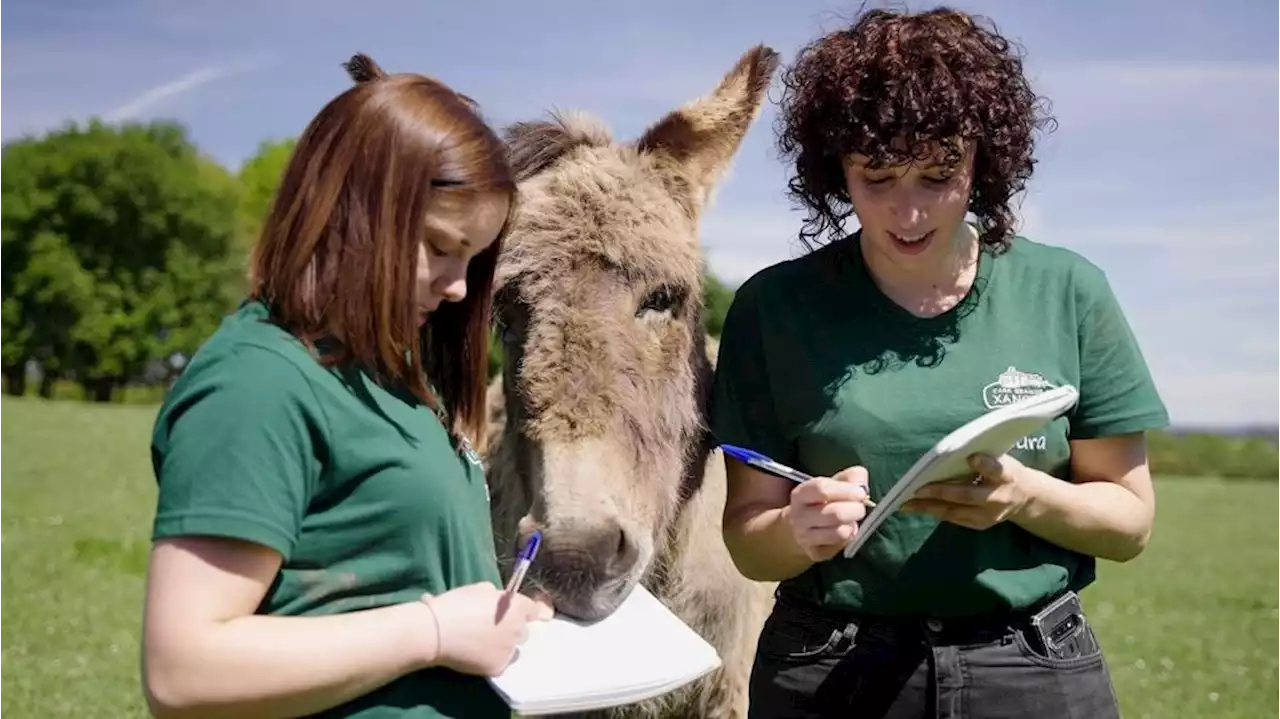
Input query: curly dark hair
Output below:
<box><xmin>774</xmin><ymin>5</ymin><xmax>1056</xmax><ymax>253</ymax></box>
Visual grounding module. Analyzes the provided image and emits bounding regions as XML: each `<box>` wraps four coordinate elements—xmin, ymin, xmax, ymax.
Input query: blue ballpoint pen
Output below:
<box><xmin>719</xmin><ymin>443</ymin><xmax>876</xmax><ymax>507</ymax></box>
<box><xmin>505</xmin><ymin>530</ymin><xmax>542</xmax><ymax>595</ymax></box>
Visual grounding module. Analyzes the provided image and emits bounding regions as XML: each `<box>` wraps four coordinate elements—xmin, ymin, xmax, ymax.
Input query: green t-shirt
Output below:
<box><xmin>150</xmin><ymin>300</ymin><xmax>509</xmax><ymax>718</ymax></box>
<box><xmin>710</xmin><ymin>232</ymin><xmax>1169</xmax><ymax>618</ymax></box>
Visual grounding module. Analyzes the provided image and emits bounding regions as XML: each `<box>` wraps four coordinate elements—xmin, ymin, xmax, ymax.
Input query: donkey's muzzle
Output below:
<box><xmin>527</xmin><ymin>519</ymin><xmax>642</xmax><ymax>621</ymax></box>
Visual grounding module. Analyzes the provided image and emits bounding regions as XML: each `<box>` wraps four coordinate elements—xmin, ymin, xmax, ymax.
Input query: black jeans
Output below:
<box><xmin>748</xmin><ymin>590</ymin><xmax>1121</xmax><ymax>719</ymax></box>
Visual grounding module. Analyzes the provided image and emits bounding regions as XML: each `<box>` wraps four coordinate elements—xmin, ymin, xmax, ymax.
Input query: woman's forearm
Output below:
<box><xmin>723</xmin><ymin>504</ymin><xmax>816</xmax><ymax>582</ymax></box>
<box><xmin>144</xmin><ymin>601</ymin><xmax>436</xmax><ymax>719</ymax></box>
<box><xmin>1011</xmin><ymin>469</ymin><xmax>1154</xmax><ymax>563</ymax></box>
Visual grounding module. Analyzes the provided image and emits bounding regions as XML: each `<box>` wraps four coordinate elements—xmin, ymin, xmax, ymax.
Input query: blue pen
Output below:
<box><xmin>505</xmin><ymin>530</ymin><xmax>542</xmax><ymax>595</ymax></box>
<box><xmin>720</xmin><ymin>443</ymin><xmax>876</xmax><ymax>507</ymax></box>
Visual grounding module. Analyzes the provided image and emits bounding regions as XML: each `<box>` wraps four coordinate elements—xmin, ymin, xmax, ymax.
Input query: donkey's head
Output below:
<box><xmin>490</xmin><ymin>46</ymin><xmax>779</xmax><ymax>620</ymax></box>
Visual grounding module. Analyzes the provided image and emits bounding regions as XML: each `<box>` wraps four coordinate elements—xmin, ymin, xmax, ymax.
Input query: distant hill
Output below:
<box><xmin>1168</xmin><ymin>425</ymin><xmax>1279</xmax><ymax>446</ymax></box>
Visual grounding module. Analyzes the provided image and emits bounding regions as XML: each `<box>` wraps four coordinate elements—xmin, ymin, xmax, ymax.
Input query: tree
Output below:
<box><xmin>1</xmin><ymin>119</ymin><xmax>243</xmax><ymax>400</ymax></box>
<box><xmin>232</xmin><ymin>138</ymin><xmax>297</xmax><ymax>296</ymax></box>
<box><xmin>702</xmin><ymin>268</ymin><xmax>735</xmax><ymax>338</ymax></box>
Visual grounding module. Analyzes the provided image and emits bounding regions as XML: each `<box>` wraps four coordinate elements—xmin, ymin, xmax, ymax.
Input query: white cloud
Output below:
<box><xmin>102</xmin><ymin>60</ymin><xmax>263</xmax><ymax>123</ymax></box>
<box><xmin>1029</xmin><ymin>60</ymin><xmax>1278</xmax><ymax>134</ymax></box>
<box><xmin>1032</xmin><ymin>60</ymin><xmax>1277</xmax><ymax>92</ymax></box>
<box><xmin>699</xmin><ymin>204</ymin><xmax>813</xmax><ymax>284</ymax></box>
<box><xmin>2</xmin><ymin>29</ymin><xmax>275</xmax><ymax>143</ymax></box>
<box><xmin>1146</xmin><ymin>368</ymin><xmax>1278</xmax><ymax>428</ymax></box>
<box><xmin>1039</xmin><ymin>60</ymin><xmax>1277</xmax><ymax>90</ymax></box>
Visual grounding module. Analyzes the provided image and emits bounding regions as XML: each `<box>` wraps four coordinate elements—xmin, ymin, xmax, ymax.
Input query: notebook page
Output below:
<box><xmin>489</xmin><ymin>583</ymin><xmax>721</xmax><ymax>711</ymax></box>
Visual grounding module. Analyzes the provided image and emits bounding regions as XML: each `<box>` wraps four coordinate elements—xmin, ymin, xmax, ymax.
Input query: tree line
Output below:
<box><xmin>1</xmin><ymin>118</ymin><xmax>736</xmax><ymax>401</ymax></box>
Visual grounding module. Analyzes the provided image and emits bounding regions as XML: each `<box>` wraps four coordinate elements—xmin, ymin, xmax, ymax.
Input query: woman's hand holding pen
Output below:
<box><xmin>786</xmin><ymin>466</ymin><xmax>874</xmax><ymax>562</ymax></box>
<box><xmin>417</xmin><ymin>582</ymin><xmax>554</xmax><ymax>677</ymax></box>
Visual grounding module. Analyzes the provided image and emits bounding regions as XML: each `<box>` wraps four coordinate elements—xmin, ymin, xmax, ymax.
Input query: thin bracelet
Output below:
<box><xmin>419</xmin><ymin>594</ymin><xmax>443</xmax><ymax>664</ymax></box>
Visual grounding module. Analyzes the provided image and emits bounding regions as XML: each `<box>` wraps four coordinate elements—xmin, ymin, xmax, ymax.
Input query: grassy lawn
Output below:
<box><xmin>2</xmin><ymin>395</ymin><xmax>1277</xmax><ymax>718</ymax></box>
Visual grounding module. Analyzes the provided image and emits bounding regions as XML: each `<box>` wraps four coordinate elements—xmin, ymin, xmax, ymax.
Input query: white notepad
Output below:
<box><xmin>843</xmin><ymin>383</ymin><xmax>1080</xmax><ymax>558</ymax></box>
<box><xmin>487</xmin><ymin>583</ymin><xmax>722</xmax><ymax>716</ymax></box>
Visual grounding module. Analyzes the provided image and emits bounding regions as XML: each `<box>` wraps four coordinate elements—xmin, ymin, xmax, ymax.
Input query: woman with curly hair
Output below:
<box><xmin>712</xmin><ymin>7</ymin><xmax>1167</xmax><ymax>717</ymax></box>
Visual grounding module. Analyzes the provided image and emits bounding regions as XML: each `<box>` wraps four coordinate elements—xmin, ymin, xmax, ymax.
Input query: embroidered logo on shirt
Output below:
<box><xmin>458</xmin><ymin>435</ymin><xmax>483</xmax><ymax>467</ymax></box>
<box><xmin>457</xmin><ymin>435</ymin><xmax>490</xmax><ymax>502</ymax></box>
<box><xmin>982</xmin><ymin>366</ymin><xmax>1057</xmax><ymax>452</ymax></box>
<box><xmin>981</xmin><ymin>366</ymin><xmax>1057</xmax><ymax>410</ymax></box>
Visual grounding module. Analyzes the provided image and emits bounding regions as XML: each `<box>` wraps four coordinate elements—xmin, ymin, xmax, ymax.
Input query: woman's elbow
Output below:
<box><xmin>143</xmin><ymin>665</ymin><xmax>190</xmax><ymax>719</ymax></box>
<box><xmin>141</xmin><ymin>644</ymin><xmax>209</xmax><ymax>719</ymax></box>
<box><xmin>1104</xmin><ymin>520</ymin><xmax>1153</xmax><ymax>564</ymax></box>
<box><xmin>1100</xmin><ymin>496</ymin><xmax>1155</xmax><ymax>564</ymax></box>
<box><xmin>142</xmin><ymin>660</ymin><xmax>203</xmax><ymax>719</ymax></box>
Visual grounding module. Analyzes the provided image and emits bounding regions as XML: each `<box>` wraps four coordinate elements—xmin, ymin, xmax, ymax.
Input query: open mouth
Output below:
<box><xmin>888</xmin><ymin>229</ymin><xmax>935</xmax><ymax>255</ymax></box>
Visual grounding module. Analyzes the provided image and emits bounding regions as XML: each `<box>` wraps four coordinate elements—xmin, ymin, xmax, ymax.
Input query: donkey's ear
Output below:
<box><xmin>634</xmin><ymin>44</ymin><xmax>780</xmax><ymax>216</ymax></box>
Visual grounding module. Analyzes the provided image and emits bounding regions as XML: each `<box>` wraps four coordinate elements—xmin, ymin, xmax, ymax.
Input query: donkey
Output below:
<box><xmin>481</xmin><ymin>47</ymin><xmax>781</xmax><ymax>719</ymax></box>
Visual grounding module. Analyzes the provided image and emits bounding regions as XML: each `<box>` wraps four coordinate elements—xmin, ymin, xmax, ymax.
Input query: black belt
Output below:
<box><xmin>774</xmin><ymin>587</ymin><xmax>1066</xmax><ymax>647</ymax></box>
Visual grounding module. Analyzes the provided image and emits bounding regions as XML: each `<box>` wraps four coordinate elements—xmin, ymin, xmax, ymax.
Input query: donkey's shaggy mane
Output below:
<box><xmin>505</xmin><ymin>109</ymin><xmax>615</xmax><ymax>182</ymax></box>
<box><xmin>492</xmin><ymin>144</ymin><xmax>706</xmax><ymax>305</ymax></box>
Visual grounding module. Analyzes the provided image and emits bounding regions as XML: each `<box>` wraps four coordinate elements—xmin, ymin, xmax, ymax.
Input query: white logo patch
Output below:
<box><xmin>457</xmin><ymin>435</ymin><xmax>490</xmax><ymax>502</ymax></box>
<box><xmin>982</xmin><ymin>366</ymin><xmax>1056</xmax><ymax>409</ymax></box>
<box><xmin>458</xmin><ymin>436</ymin><xmax>483</xmax><ymax>467</ymax></box>
<box><xmin>982</xmin><ymin>366</ymin><xmax>1055</xmax><ymax>452</ymax></box>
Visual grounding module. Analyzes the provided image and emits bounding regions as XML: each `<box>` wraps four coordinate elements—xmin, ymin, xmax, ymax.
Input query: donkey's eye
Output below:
<box><xmin>637</xmin><ymin>284</ymin><xmax>685</xmax><ymax>317</ymax></box>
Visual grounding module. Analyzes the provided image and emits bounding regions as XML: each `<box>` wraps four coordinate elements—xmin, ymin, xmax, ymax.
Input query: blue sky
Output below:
<box><xmin>4</xmin><ymin>0</ymin><xmax>1277</xmax><ymax>428</ymax></box>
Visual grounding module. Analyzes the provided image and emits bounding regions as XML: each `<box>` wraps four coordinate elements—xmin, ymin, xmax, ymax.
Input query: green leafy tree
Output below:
<box><xmin>1</xmin><ymin>119</ymin><xmax>242</xmax><ymax>400</ymax></box>
<box><xmin>702</xmin><ymin>268</ymin><xmax>735</xmax><ymax>338</ymax></box>
<box><xmin>232</xmin><ymin>138</ymin><xmax>297</xmax><ymax>295</ymax></box>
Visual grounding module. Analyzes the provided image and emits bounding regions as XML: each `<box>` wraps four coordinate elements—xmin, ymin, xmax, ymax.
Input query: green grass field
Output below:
<box><xmin>2</xmin><ymin>396</ymin><xmax>1276</xmax><ymax>718</ymax></box>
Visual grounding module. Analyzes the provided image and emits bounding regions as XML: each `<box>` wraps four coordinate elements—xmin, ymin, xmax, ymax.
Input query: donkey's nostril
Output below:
<box><xmin>540</xmin><ymin>520</ymin><xmax>640</xmax><ymax>584</ymax></box>
<box><xmin>605</xmin><ymin>523</ymin><xmax>640</xmax><ymax>578</ymax></box>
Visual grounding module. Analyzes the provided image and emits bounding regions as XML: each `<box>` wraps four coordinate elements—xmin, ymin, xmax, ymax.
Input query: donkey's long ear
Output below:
<box><xmin>634</xmin><ymin>44</ymin><xmax>779</xmax><ymax>217</ymax></box>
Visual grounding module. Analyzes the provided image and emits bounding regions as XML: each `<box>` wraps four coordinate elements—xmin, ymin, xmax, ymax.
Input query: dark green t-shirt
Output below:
<box><xmin>150</xmin><ymin>301</ymin><xmax>509</xmax><ymax>718</ymax></box>
<box><xmin>710</xmin><ymin>232</ymin><xmax>1168</xmax><ymax>618</ymax></box>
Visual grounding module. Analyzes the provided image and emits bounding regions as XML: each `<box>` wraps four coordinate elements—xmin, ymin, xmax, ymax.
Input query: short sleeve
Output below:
<box><xmin>150</xmin><ymin>345</ymin><xmax>327</xmax><ymax>559</ymax></box>
<box><xmin>1069</xmin><ymin>263</ymin><xmax>1170</xmax><ymax>439</ymax></box>
<box><xmin>708</xmin><ymin>280</ymin><xmax>794</xmax><ymax>463</ymax></box>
